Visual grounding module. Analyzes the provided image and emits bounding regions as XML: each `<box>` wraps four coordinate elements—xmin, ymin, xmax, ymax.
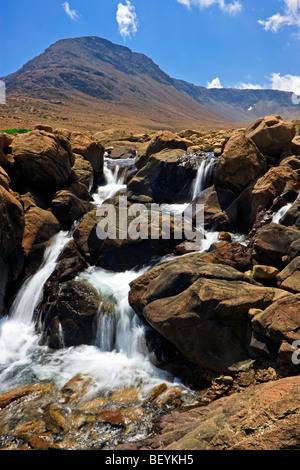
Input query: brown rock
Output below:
<box><xmin>129</xmin><ymin>256</ymin><xmax>284</xmax><ymax>373</ymax></box>
<box><xmin>10</xmin><ymin>130</ymin><xmax>73</xmax><ymax>190</ymax></box>
<box><xmin>251</xmin><ymin>293</ymin><xmax>300</xmax><ymax>357</ymax></box>
<box><xmin>253</xmin><ymin>223</ymin><xmax>300</xmax><ymax>269</ymax></box>
<box><xmin>135</xmin><ymin>131</ymin><xmax>188</xmax><ymax>170</ymax></box>
<box><xmin>152</xmin><ymin>376</ymin><xmax>300</xmax><ymax>450</ymax></box>
<box><xmin>127</xmin><ymin>148</ymin><xmax>195</xmax><ymax>204</ymax></box>
<box><xmin>214</xmin><ymin>132</ymin><xmax>267</xmax><ymax>194</ymax></box>
<box><xmin>245</xmin><ymin>115</ymin><xmax>296</xmax><ymax>158</ymax></box>
<box><xmin>66</xmin><ymin>130</ymin><xmax>104</xmax><ymax>174</ymax></box>
<box><xmin>51</xmin><ymin>189</ymin><xmax>93</xmax><ymax>229</ymax></box>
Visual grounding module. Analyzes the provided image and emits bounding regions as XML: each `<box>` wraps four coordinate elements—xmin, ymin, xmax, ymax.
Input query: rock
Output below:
<box><xmin>279</xmin><ymin>155</ymin><xmax>300</xmax><ymax>170</ymax></box>
<box><xmin>129</xmin><ymin>256</ymin><xmax>285</xmax><ymax>373</ymax></box>
<box><xmin>127</xmin><ymin>149</ymin><xmax>196</xmax><ymax>204</ymax></box>
<box><xmin>34</xmin><ymin>124</ymin><xmax>53</xmax><ymax>133</ymax></box>
<box><xmin>253</xmin><ymin>223</ymin><xmax>300</xmax><ymax>269</ymax></box>
<box><xmin>21</xmin><ymin>205</ymin><xmax>61</xmax><ymax>272</ymax></box>
<box><xmin>214</xmin><ymin>132</ymin><xmax>267</xmax><ymax>195</ymax></box>
<box><xmin>38</xmin><ymin>279</ymin><xmax>102</xmax><ymax>349</ymax></box>
<box><xmin>245</xmin><ymin>115</ymin><xmax>296</xmax><ymax>158</ymax></box>
<box><xmin>277</xmin><ymin>256</ymin><xmax>300</xmax><ymax>293</ymax></box>
<box><xmin>280</xmin><ymin>197</ymin><xmax>300</xmax><ymax>229</ymax></box>
<box><xmin>63</xmin><ymin>130</ymin><xmax>104</xmax><ymax>174</ymax></box>
<box><xmin>0</xmin><ymin>185</ymin><xmax>24</xmax><ymax>261</ymax></box>
<box><xmin>10</xmin><ymin>130</ymin><xmax>73</xmax><ymax>191</ymax></box>
<box><xmin>0</xmin><ymin>133</ymin><xmax>14</xmax><ymax>169</ymax></box>
<box><xmin>193</xmin><ymin>241</ymin><xmax>253</xmax><ymax>273</ymax></box>
<box><xmin>0</xmin><ymin>166</ymin><xmax>10</xmax><ymax>191</ymax></box>
<box><xmin>51</xmin><ymin>190</ymin><xmax>94</xmax><ymax>229</ymax></box>
<box><xmin>70</xmin><ymin>154</ymin><xmax>94</xmax><ymax>190</ymax></box>
<box><xmin>252</xmin><ymin>265</ymin><xmax>279</xmax><ymax>281</ymax></box>
<box><xmin>43</xmin><ymin>240</ymin><xmax>89</xmax><ymax>290</ymax></box>
<box><xmin>251</xmin><ymin>294</ymin><xmax>300</xmax><ymax>360</ymax></box>
<box><xmin>155</xmin><ymin>376</ymin><xmax>300</xmax><ymax>450</ymax></box>
<box><xmin>0</xmin><ymin>186</ymin><xmax>25</xmax><ymax>314</ymax></box>
<box><xmin>73</xmin><ymin>198</ymin><xmax>200</xmax><ymax>272</ymax></box>
<box><xmin>135</xmin><ymin>131</ymin><xmax>188</xmax><ymax>170</ymax></box>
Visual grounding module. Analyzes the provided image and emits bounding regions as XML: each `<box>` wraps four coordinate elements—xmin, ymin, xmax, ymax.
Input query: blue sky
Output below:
<box><xmin>1</xmin><ymin>0</ymin><xmax>300</xmax><ymax>94</ymax></box>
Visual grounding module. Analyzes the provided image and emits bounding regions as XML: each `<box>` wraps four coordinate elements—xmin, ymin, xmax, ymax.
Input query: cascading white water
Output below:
<box><xmin>192</xmin><ymin>153</ymin><xmax>216</xmax><ymax>200</ymax></box>
<box><xmin>92</xmin><ymin>157</ymin><xmax>128</xmax><ymax>205</ymax></box>
<box><xmin>10</xmin><ymin>230</ymin><xmax>72</xmax><ymax>323</ymax></box>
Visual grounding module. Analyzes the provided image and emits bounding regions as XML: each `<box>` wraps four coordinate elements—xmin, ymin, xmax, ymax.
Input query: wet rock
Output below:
<box><xmin>51</xmin><ymin>189</ymin><xmax>94</xmax><ymax>229</ymax></box>
<box><xmin>127</xmin><ymin>149</ymin><xmax>196</xmax><ymax>204</ymax></box>
<box><xmin>73</xmin><ymin>198</ymin><xmax>200</xmax><ymax>272</ymax></box>
<box><xmin>129</xmin><ymin>256</ymin><xmax>286</xmax><ymax>373</ymax></box>
<box><xmin>21</xmin><ymin>205</ymin><xmax>61</xmax><ymax>273</ymax></box>
<box><xmin>38</xmin><ymin>280</ymin><xmax>102</xmax><ymax>349</ymax></box>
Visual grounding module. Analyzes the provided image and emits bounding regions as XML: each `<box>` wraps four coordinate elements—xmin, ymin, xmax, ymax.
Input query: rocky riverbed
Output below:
<box><xmin>0</xmin><ymin>115</ymin><xmax>299</xmax><ymax>450</ymax></box>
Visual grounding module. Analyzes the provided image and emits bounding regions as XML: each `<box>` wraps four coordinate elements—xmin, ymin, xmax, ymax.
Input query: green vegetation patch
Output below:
<box><xmin>0</xmin><ymin>128</ymin><xmax>31</xmax><ymax>135</ymax></box>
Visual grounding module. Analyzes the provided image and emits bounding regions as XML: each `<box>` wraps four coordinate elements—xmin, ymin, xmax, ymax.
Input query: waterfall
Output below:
<box><xmin>92</xmin><ymin>157</ymin><xmax>128</xmax><ymax>205</ymax></box>
<box><xmin>192</xmin><ymin>153</ymin><xmax>216</xmax><ymax>200</ymax></box>
<box><xmin>10</xmin><ymin>230</ymin><xmax>72</xmax><ymax>323</ymax></box>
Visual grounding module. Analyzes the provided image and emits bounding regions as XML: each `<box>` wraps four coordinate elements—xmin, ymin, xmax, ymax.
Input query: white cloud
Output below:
<box><xmin>116</xmin><ymin>1</ymin><xmax>138</xmax><ymax>39</ymax></box>
<box><xmin>235</xmin><ymin>82</ymin><xmax>263</xmax><ymax>90</ymax></box>
<box><xmin>177</xmin><ymin>0</ymin><xmax>242</xmax><ymax>15</ymax></box>
<box><xmin>62</xmin><ymin>2</ymin><xmax>79</xmax><ymax>21</ymax></box>
<box><xmin>258</xmin><ymin>0</ymin><xmax>300</xmax><ymax>33</ymax></box>
<box><xmin>207</xmin><ymin>77</ymin><xmax>223</xmax><ymax>88</ymax></box>
<box><xmin>269</xmin><ymin>72</ymin><xmax>300</xmax><ymax>95</ymax></box>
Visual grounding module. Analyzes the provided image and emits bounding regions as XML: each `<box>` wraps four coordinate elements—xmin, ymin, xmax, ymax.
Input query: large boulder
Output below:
<box><xmin>69</xmin><ymin>154</ymin><xmax>94</xmax><ymax>191</ymax></box>
<box><xmin>251</xmin><ymin>294</ymin><xmax>300</xmax><ymax>362</ymax></box>
<box><xmin>127</xmin><ymin>149</ymin><xmax>197</xmax><ymax>204</ymax></box>
<box><xmin>214</xmin><ymin>131</ymin><xmax>267</xmax><ymax>195</ymax></box>
<box><xmin>252</xmin><ymin>223</ymin><xmax>300</xmax><ymax>269</ymax></box>
<box><xmin>55</xmin><ymin>129</ymin><xmax>104</xmax><ymax>174</ymax></box>
<box><xmin>129</xmin><ymin>255</ymin><xmax>286</xmax><ymax>373</ymax></box>
<box><xmin>277</xmin><ymin>256</ymin><xmax>300</xmax><ymax>294</ymax></box>
<box><xmin>10</xmin><ymin>130</ymin><xmax>74</xmax><ymax>191</ymax></box>
<box><xmin>280</xmin><ymin>197</ymin><xmax>300</xmax><ymax>229</ymax></box>
<box><xmin>0</xmin><ymin>185</ymin><xmax>24</xmax><ymax>261</ymax></box>
<box><xmin>38</xmin><ymin>279</ymin><xmax>102</xmax><ymax>349</ymax></box>
<box><xmin>135</xmin><ymin>131</ymin><xmax>188</xmax><ymax>170</ymax></box>
<box><xmin>0</xmin><ymin>185</ymin><xmax>25</xmax><ymax>315</ymax></box>
<box><xmin>245</xmin><ymin>115</ymin><xmax>296</xmax><ymax>159</ymax></box>
<box><xmin>51</xmin><ymin>190</ymin><xmax>94</xmax><ymax>230</ymax></box>
<box><xmin>223</xmin><ymin>165</ymin><xmax>300</xmax><ymax>233</ymax></box>
<box><xmin>73</xmin><ymin>196</ymin><xmax>202</xmax><ymax>272</ymax></box>
<box><xmin>21</xmin><ymin>205</ymin><xmax>61</xmax><ymax>272</ymax></box>
<box><xmin>0</xmin><ymin>133</ymin><xmax>14</xmax><ymax>169</ymax></box>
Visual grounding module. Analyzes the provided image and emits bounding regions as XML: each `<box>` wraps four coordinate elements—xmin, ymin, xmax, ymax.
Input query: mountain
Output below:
<box><xmin>2</xmin><ymin>36</ymin><xmax>300</xmax><ymax>133</ymax></box>
<box><xmin>1</xmin><ymin>36</ymin><xmax>229</xmax><ymax>133</ymax></box>
<box><xmin>173</xmin><ymin>79</ymin><xmax>300</xmax><ymax>123</ymax></box>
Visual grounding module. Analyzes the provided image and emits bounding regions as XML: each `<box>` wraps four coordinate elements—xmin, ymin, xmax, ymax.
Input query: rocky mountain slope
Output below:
<box><xmin>2</xmin><ymin>36</ymin><xmax>300</xmax><ymax>133</ymax></box>
<box><xmin>1</xmin><ymin>37</ymin><xmax>229</xmax><ymax>133</ymax></box>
